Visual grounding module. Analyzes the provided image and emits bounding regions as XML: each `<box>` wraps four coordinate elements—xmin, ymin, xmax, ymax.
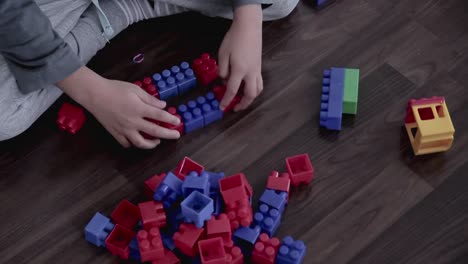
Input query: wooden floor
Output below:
<box><xmin>1</xmin><ymin>0</ymin><xmax>468</xmax><ymax>263</ymax></box>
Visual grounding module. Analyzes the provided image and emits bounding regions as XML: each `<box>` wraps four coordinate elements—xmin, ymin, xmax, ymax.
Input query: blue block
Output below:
<box><xmin>153</xmin><ymin>172</ymin><xmax>183</xmax><ymax>208</ymax></box>
<box><xmin>210</xmin><ymin>192</ymin><xmax>224</xmax><ymax>216</ymax></box>
<box><xmin>84</xmin><ymin>212</ymin><xmax>115</xmax><ymax>247</ymax></box>
<box><xmin>202</xmin><ymin>100</ymin><xmax>223</xmax><ymax>126</ymax></box>
<box><xmin>182</xmin><ymin>171</ymin><xmax>210</xmax><ymax>197</ymax></box>
<box><xmin>320</xmin><ymin>68</ymin><xmax>345</xmax><ymax>130</ymax></box>
<box><xmin>161</xmin><ymin>230</ymin><xmax>176</xmax><ymax>250</ymax></box>
<box><xmin>233</xmin><ymin>226</ymin><xmax>261</xmax><ymax>255</ymax></box>
<box><xmin>175</xmin><ymin>62</ymin><xmax>197</xmax><ymax>94</ymax></box>
<box><xmin>205</xmin><ymin>171</ymin><xmax>225</xmax><ymax>191</ymax></box>
<box><xmin>129</xmin><ymin>237</ymin><xmax>141</xmax><ymax>261</ymax></box>
<box><xmin>157</xmin><ymin>77</ymin><xmax>178</xmax><ymax>101</ymax></box>
<box><xmin>259</xmin><ymin>189</ymin><xmax>288</xmax><ymax>214</ymax></box>
<box><xmin>180</xmin><ymin>191</ymin><xmax>214</xmax><ymax>228</ymax></box>
<box><xmin>277</xmin><ymin>236</ymin><xmax>306</xmax><ymax>264</ymax></box>
<box><xmin>254</xmin><ymin>204</ymin><xmax>282</xmax><ymax>237</ymax></box>
<box><xmin>182</xmin><ymin>107</ymin><xmax>204</xmax><ymax>133</ymax></box>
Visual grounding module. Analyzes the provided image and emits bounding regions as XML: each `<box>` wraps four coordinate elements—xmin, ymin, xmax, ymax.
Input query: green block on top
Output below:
<box><xmin>343</xmin><ymin>68</ymin><xmax>359</xmax><ymax>114</ymax></box>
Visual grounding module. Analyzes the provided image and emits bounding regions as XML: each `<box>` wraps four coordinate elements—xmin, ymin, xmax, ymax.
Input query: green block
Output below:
<box><xmin>343</xmin><ymin>68</ymin><xmax>359</xmax><ymax>114</ymax></box>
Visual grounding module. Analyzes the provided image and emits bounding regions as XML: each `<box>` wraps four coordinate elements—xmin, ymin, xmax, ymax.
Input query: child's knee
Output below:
<box><xmin>263</xmin><ymin>0</ymin><xmax>299</xmax><ymax>20</ymax></box>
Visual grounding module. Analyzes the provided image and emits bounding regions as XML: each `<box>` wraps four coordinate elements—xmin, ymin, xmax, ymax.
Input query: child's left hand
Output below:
<box><xmin>218</xmin><ymin>4</ymin><xmax>263</xmax><ymax>112</ymax></box>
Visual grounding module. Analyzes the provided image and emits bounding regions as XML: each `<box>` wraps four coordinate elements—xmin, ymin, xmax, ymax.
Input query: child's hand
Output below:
<box><xmin>57</xmin><ymin>66</ymin><xmax>181</xmax><ymax>149</ymax></box>
<box><xmin>218</xmin><ymin>4</ymin><xmax>263</xmax><ymax>111</ymax></box>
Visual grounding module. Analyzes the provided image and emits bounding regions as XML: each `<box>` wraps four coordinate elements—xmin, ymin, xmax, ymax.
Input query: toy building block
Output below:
<box><xmin>313</xmin><ymin>0</ymin><xmax>336</xmax><ymax>10</ymax></box>
<box><xmin>206</xmin><ymin>213</ymin><xmax>232</xmax><ymax>244</ymax></box>
<box><xmin>213</xmin><ymin>85</ymin><xmax>241</xmax><ymax>113</ymax></box>
<box><xmin>153</xmin><ymin>172</ymin><xmax>183</xmax><ymax>208</ymax></box>
<box><xmin>226</xmin><ymin>246</ymin><xmax>244</xmax><ymax>264</ymax></box>
<box><xmin>160</xmin><ymin>107</ymin><xmax>184</xmax><ymax>136</ymax></box>
<box><xmin>145</xmin><ymin>84</ymin><xmax>160</xmax><ymax>98</ymax></box>
<box><xmin>266</xmin><ymin>171</ymin><xmax>291</xmax><ymax>198</ymax></box>
<box><xmin>198</xmin><ymin>237</ymin><xmax>227</xmax><ymax>264</ymax></box>
<box><xmin>57</xmin><ymin>102</ymin><xmax>86</xmax><ymax>134</ymax></box>
<box><xmin>110</xmin><ymin>199</ymin><xmax>141</xmax><ymax>229</ymax></box>
<box><xmin>144</xmin><ymin>173</ymin><xmax>167</xmax><ymax>199</ymax></box>
<box><xmin>222</xmin><ymin>191</ymin><xmax>253</xmax><ymax>230</ymax></box>
<box><xmin>276</xmin><ymin>236</ymin><xmax>306</xmax><ymax>264</ymax></box>
<box><xmin>220</xmin><ymin>173</ymin><xmax>253</xmax><ymax>203</ymax></box>
<box><xmin>172</xmin><ymin>62</ymin><xmax>197</xmax><ymax>95</ymax></box>
<box><xmin>192</xmin><ymin>53</ymin><xmax>218</xmax><ymax>87</ymax></box>
<box><xmin>233</xmin><ymin>225</ymin><xmax>261</xmax><ymax>255</ymax></box>
<box><xmin>343</xmin><ymin>68</ymin><xmax>359</xmax><ymax>114</ymax></box>
<box><xmin>199</xmin><ymin>93</ymin><xmax>224</xmax><ymax>126</ymax></box>
<box><xmin>259</xmin><ymin>189</ymin><xmax>288</xmax><ymax>214</ymax></box>
<box><xmin>154</xmin><ymin>248</ymin><xmax>181</xmax><ymax>264</ymax></box>
<box><xmin>143</xmin><ymin>77</ymin><xmax>153</xmax><ymax>87</ymax></box>
<box><xmin>138</xmin><ymin>201</ymin><xmax>167</xmax><ymax>230</ymax></box>
<box><xmin>84</xmin><ymin>212</ymin><xmax>115</xmax><ymax>247</ymax></box>
<box><xmin>179</xmin><ymin>103</ymin><xmax>204</xmax><ymax>133</ymax></box>
<box><xmin>105</xmin><ymin>224</ymin><xmax>136</xmax><ymax>260</ymax></box>
<box><xmin>174</xmin><ymin>156</ymin><xmax>204</xmax><ymax>180</ymax></box>
<box><xmin>182</xmin><ymin>171</ymin><xmax>210</xmax><ymax>197</ymax></box>
<box><xmin>173</xmin><ymin>223</ymin><xmax>205</xmax><ymax>257</ymax></box>
<box><xmin>404</xmin><ymin>96</ymin><xmax>455</xmax><ymax>155</ymax></box>
<box><xmin>252</xmin><ymin>233</ymin><xmax>281</xmax><ymax>264</ymax></box>
<box><xmin>129</xmin><ymin>237</ymin><xmax>141</xmax><ymax>261</ymax></box>
<box><xmin>254</xmin><ymin>204</ymin><xmax>281</xmax><ymax>237</ymax></box>
<box><xmin>285</xmin><ymin>154</ymin><xmax>314</xmax><ymax>186</ymax></box>
<box><xmin>137</xmin><ymin>227</ymin><xmax>165</xmax><ymax>262</ymax></box>
<box><xmin>320</xmin><ymin>68</ymin><xmax>345</xmax><ymax>130</ymax></box>
<box><xmin>205</xmin><ymin>171</ymin><xmax>225</xmax><ymax>192</ymax></box>
<box><xmin>211</xmin><ymin>193</ymin><xmax>224</xmax><ymax>216</ymax></box>
<box><xmin>181</xmin><ymin>191</ymin><xmax>214</xmax><ymax>228</ymax></box>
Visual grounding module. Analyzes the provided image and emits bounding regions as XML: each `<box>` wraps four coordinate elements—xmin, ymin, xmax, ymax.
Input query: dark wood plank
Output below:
<box><xmin>349</xmin><ymin>160</ymin><xmax>468</xmax><ymax>264</ymax></box>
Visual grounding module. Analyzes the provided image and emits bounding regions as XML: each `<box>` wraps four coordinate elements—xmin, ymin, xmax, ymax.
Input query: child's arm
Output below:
<box><xmin>218</xmin><ymin>3</ymin><xmax>264</xmax><ymax>111</ymax></box>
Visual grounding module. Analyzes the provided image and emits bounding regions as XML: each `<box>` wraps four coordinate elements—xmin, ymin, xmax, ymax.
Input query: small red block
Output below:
<box><xmin>213</xmin><ymin>85</ymin><xmax>241</xmax><ymax>113</ymax></box>
<box><xmin>198</xmin><ymin>237</ymin><xmax>227</xmax><ymax>264</ymax></box>
<box><xmin>105</xmin><ymin>224</ymin><xmax>135</xmax><ymax>260</ymax></box>
<box><xmin>138</xmin><ymin>200</ymin><xmax>166</xmax><ymax>230</ymax></box>
<box><xmin>192</xmin><ymin>53</ymin><xmax>219</xmax><ymax>87</ymax></box>
<box><xmin>153</xmin><ymin>248</ymin><xmax>180</xmax><ymax>264</ymax></box>
<box><xmin>160</xmin><ymin>107</ymin><xmax>184</xmax><ymax>136</ymax></box>
<box><xmin>57</xmin><ymin>102</ymin><xmax>86</xmax><ymax>134</ymax></box>
<box><xmin>110</xmin><ymin>199</ymin><xmax>140</xmax><ymax>229</ymax></box>
<box><xmin>173</xmin><ymin>157</ymin><xmax>204</xmax><ymax>180</ymax></box>
<box><xmin>144</xmin><ymin>173</ymin><xmax>167</xmax><ymax>199</ymax></box>
<box><xmin>285</xmin><ymin>154</ymin><xmax>314</xmax><ymax>186</ymax></box>
<box><xmin>226</xmin><ymin>246</ymin><xmax>243</xmax><ymax>264</ymax></box>
<box><xmin>206</xmin><ymin>213</ymin><xmax>232</xmax><ymax>244</ymax></box>
<box><xmin>220</xmin><ymin>173</ymin><xmax>253</xmax><ymax>202</ymax></box>
<box><xmin>137</xmin><ymin>228</ymin><xmax>164</xmax><ymax>262</ymax></box>
<box><xmin>173</xmin><ymin>223</ymin><xmax>205</xmax><ymax>257</ymax></box>
<box><xmin>252</xmin><ymin>233</ymin><xmax>281</xmax><ymax>264</ymax></box>
<box><xmin>266</xmin><ymin>171</ymin><xmax>291</xmax><ymax>198</ymax></box>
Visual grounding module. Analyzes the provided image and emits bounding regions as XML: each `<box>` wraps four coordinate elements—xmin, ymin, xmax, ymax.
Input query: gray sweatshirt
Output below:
<box><xmin>0</xmin><ymin>0</ymin><xmax>265</xmax><ymax>94</ymax></box>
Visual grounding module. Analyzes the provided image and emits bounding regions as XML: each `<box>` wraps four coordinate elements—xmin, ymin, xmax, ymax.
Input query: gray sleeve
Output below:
<box><xmin>0</xmin><ymin>0</ymin><xmax>82</xmax><ymax>94</ymax></box>
<box><xmin>232</xmin><ymin>0</ymin><xmax>269</xmax><ymax>7</ymax></box>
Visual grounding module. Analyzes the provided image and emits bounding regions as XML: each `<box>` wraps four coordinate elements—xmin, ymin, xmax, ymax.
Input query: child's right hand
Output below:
<box><xmin>57</xmin><ymin>66</ymin><xmax>181</xmax><ymax>149</ymax></box>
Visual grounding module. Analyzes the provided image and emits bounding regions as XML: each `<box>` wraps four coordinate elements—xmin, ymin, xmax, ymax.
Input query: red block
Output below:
<box><xmin>134</xmin><ymin>81</ymin><xmax>143</xmax><ymax>87</ymax></box>
<box><xmin>173</xmin><ymin>223</ymin><xmax>205</xmax><ymax>257</ymax></box>
<box><xmin>111</xmin><ymin>199</ymin><xmax>140</xmax><ymax>229</ymax></box>
<box><xmin>57</xmin><ymin>102</ymin><xmax>86</xmax><ymax>134</ymax></box>
<box><xmin>219</xmin><ymin>173</ymin><xmax>253</xmax><ymax>203</ymax></box>
<box><xmin>192</xmin><ymin>53</ymin><xmax>218</xmax><ymax>87</ymax></box>
<box><xmin>226</xmin><ymin>246</ymin><xmax>243</xmax><ymax>264</ymax></box>
<box><xmin>213</xmin><ymin>85</ymin><xmax>241</xmax><ymax>113</ymax></box>
<box><xmin>153</xmin><ymin>248</ymin><xmax>180</xmax><ymax>264</ymax></box>
<box><xmin>142</xmin><ymin>118</ymin><xmax>161</xmax><ymax>140</ymax></box>
<box><xmin>404</xmin><ymin>96</ymin><xmax>445</xmax><ymax>123</ymax></box>
<box><xmin>198</xmin><ymin>237</ymin><xmax>227</xmax><ymax>264</ymax></box>
<box><xmin>144</xmin><ymin>173</ymin><xmax>167</xmax><ymax>199</ymax></box>
<box><xmin>105</xmin><ymin>224</ymin><xmax>135</xmax><ymax>260</ymax></box>
<box><xmin>252</xmin><ymin>233</ymin><xmax>281</xmax><ymax>264</ymax></box>
<box><xmin>138</xmin><ymin>201</ymin><xmax>166</xmax><ymax>230</ymax></box>
<box><xmin>206</xmin><ymin>214</ymin><xmax>231</xmax><ymax>244</ymax></box>
<box><xmin>266</xmin><ymin>171</ymin><xmax>291</xmax><ymax>199</ymax></box>
<box><xmin>160</xmin><ymin>107</ymin><xmax>184</xmax><ymax>136</ymax></box>
<box><xmin>285</xmin><ymin>154</ymin><xmax>314</xmax><ymax>186</ymax></box>
<box><xmin>173</xmin><ymin>157</ymin><xmax>204</xmax><ymax>180</ymax></box>
<box><xmin>224</xmin><ymin>195</ymin><xmax>253</xmax><ymax>230</ymax></box>
<box><xmin>144</xmin><ymin>84</ymin><xmax>159</xmax><ymax>98</ymax></box>
<box><xmin>137</xmin><ymin>228</ymin><xmax>164</xmax><ymax>262</ymax></box>
<box><xmin>143</xmin><ymin>77</ymin><xmax>153</xmax><ymax>87</ymax></box>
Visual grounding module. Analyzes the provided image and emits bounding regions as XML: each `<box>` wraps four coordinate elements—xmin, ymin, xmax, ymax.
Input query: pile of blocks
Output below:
<box><xmin>319</xmin><ymin>67</ymin><xmax>359</xmax><ymax>130</ymax></box>
<box><xmin>84</xmin><ymin>154</ymin><xmax>313</xmax><ymax>263</ymax></box>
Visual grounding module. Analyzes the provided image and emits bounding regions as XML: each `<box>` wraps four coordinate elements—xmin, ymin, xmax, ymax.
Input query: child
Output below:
<box><xmin>0</xmin><ymin>0</ymin><xmax>298</xmax><ymax>148</ymax></box>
